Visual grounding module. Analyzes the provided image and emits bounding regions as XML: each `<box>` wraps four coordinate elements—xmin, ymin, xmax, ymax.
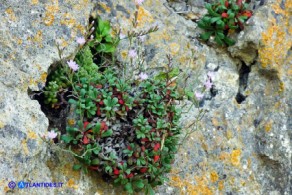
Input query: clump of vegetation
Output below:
<box><xmin>41</xmin><ymin>16</ymin><xmax>183</xmax><ymax>194</ymax></box>
<box><xmin>198</xmin><ymin>0</ymin><xmax>253</xmax><ymax>46</ymax></box>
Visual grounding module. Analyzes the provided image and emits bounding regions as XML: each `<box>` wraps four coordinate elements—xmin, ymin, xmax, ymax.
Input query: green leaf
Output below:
<box><xmin>217</xmin><ymin>32</ymin><xmax>225</xmax><ymax>39</ymax></box>
<box><xmin>200</xmin><ymin>31</ymin><xmax>213</xmax><ymax>41</ymax></box>
<box><xmin>197</xmin><ymin>20</ymin><xmax>207</xmax><ymax>29</ymax></box>
<box><xmin>93</xmin><ymin>147</ymin><xmax>101</xmax><ymax>155</ymax></box>
<box><xmin>61</xmin><ymin>135</ymin><xmax>73</xmax><ymax>144</ymax></box>
<box><xmin>205</xmin><ymin>3</ymin><xmax>220</xmax><ymax>17</ymax></box>
<box><xmin>224</xmin><ymin>36</ymin><xmax>236</xmax><ymax>46</ymax></box>
<box><xmin>133</xmin><ymin>180</ymin><xmax>144</xmax><ymax>189</ymax></box>
<box><xmin>93</xmin><ymin>123</ymin><xmax>101</xmax><ymax>134</ymax></box>
<box><xmin>96</xmin><ymin>43</ymin><xmax>116</xmax><ymax>53</ymax></box>
<box><xmin>146</xmin><ymin>184</ymin><xmax>155</xmax><ymax>195</ymax></box>
<box><xmin>202</xmin><ymin>16</ymin><xmax>211</xmax><ymax>24</ymax></box>
<box><xmin>124</xmin><ymin>183</ymin><xmax>133</xmax><ymax>193</ymax></box>
<box><xmin>215</xmin><ymin>35</ymin><xmax>224</xmax><ymax>46</ymax></box>
<box><xmin>68</xmin><ymin>99</ymin><xmax>77</xmax><ymax>105</ymax></box>
<box><xmin>98</xmin><ymin>19</ymin><xmax>111</xmax><ymax>37</ymax></box>
<box><xmin>73</xmin><ymin>164</ymin><xmax>82</xmax><ymax>171</ymax></box>
<box><xmin>112</xmin><ymin>97</ymin><xmax>118</xmax><ymax>105</ymax></box>
<box><xmin>216</xmin><ymin>20</ymin><xmax>225</xmax><ymax>29</ymax></box>
<box><xmin>101</xmin><ymin>129</ymin><xmax>113</xmax><ymax>138</ymax></box>
<box><xmin>91</xmin><ymin>158</ymin><xmax>100</xmax><ymax>165</ymax></box>
<box><xmin>210</xmin><ymin>17</ymin><xmax>221</xmax><ymax>23</ymax></box>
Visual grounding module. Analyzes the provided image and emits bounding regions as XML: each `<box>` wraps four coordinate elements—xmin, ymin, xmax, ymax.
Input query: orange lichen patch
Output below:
<box><xmin>67</xmin><ymin>178</ymin><xmax>78</xmax><ymax>189</ymax></box>
<box><xmin>210</xmin><ymin>171</ymin><xmax>219</xmax><ymax>183</ymax></box>
<box><xmin>43</xmin><ymin>13</ymin><xmax>55</xmax><ymax>26</ymax></box>
<box><xmin>68</xmin><ymin>119</ymin><xmax>75</xmax><ymax>126</ymax></box>
<box><xmin>278</xmin><ymin>81</ymin><xmax>284</xmax><ymax>93</ymax></box>
<box><xmin>76</xmin><ymin>24</ymin><xmax>86</xmax><ymax>35</ymax></box>
<box><xmin>31</xmin><ymin>0</ymin><xmax>38</xmax><ymax>5</ymax></box>
<box><xmin>218</xmin><ymin>180</ymin><xmax>224</xmax><ymax>191</ymax></box>
<box><xmin>121</xmin><ymin>50</ymin><xmax>128</xmax><ymax>60</ymax></box>
<box><xmin>169</xmin><ymin>170</ymin><xmax>214</xmax><ymax>195</ymax></box>
<box><xmin>33</xmin><ymin>30</ymin><xmax>43</xmax><ymax>47</ymax></box>
<box><xmin>21</xmin><ymin>139</ymin><xmax>29</xmax><ymax>155</ymax></box>
<box><xmin>230</xmin><ymin>149</ymin><xmax>241</xmax><ymax>166</ymax></box>
<box><xmin>17</xmin><ymin>38</ymin><xmax>23</xmax><ymax>45</ymax></box>
<box><xmin>258</xmin><ymin>0</ymin><xmax>292</xmax><ymax>71</ymax></box>
<box><xmin>98</xmin><ymin>2</ymin><xmax>111</xmax><ymax>13</ymax></box>
<box><xmin>40</xmin><ymin>72</ymin><xmax>47</xmax><ymax>82</ymax></box>
<box><xmin>264</xmin><ymin>121</ymin><xmax>273</xmax><ymax>132</ymax></box>
<box><xmin>137</xmin><ymin>7</ymin><xmax>154</xmax><ymax>27</ymax></box>
<box><xmin>61</xmin><ymin>13</ymin><xmax>77</xmax><ymax>28</ymax></box>
<box><xmin>43</xmin><ymin>2</ymin><xmax>59</xmax><ymax>26</ymax></box>
<box><xmin>28</xmin><ymin>130</ymin><xmax>37</xmax><ymax>139</ymax></box>
<box><xmin>5</xmin><ymin>8</ymin><xmax>17</xmax><ymax>22</ymax></box>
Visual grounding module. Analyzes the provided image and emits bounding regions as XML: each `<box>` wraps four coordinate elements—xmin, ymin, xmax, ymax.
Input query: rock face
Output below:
<box><xmin>0</xmin><ymin>0</ymin><xmax>291</xmax><ymax>195</ymax></box>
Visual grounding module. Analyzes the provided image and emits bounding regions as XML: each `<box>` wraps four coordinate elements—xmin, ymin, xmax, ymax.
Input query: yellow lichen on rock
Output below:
<box><xmin>31</xmin><ymin>0</ymin><xmax>38</xmax><ymax>5</ymax></box>
<box><xmin>264</xmin><ymin>121</ymin><xmax>273</xmax><ymax>132</ymax></box>
<box><xmin>137</xmin><ymin>7</ymin><xmax>154</xmax><ymax>27</ymax></box>
<box><xmin>231</xmin><ymin>149</ymin><xmax>241</xmax><ymax>166</ymax></box>
<box><xmin>258</xmin><ymin>0</ymin><xmax>292</xmax><ymax>71</ymax></box>
<box><xmin>210</xmin><ymin>171</ymin><xmax>219</xmax><ymax>183</ymax></box>
<box><xmin>98</xmin><ymin>2</ymin><xmax>111</xmax><ymax>13</ymax></box>
<box><xmin>5</xmin><ymin>8</ymin><xmax>17</xmax><ymax>22</ymax></box>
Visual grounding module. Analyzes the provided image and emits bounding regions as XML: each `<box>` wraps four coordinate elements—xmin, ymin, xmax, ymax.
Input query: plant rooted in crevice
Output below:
<box><xmin>198</xmin><ymin>0</ymin><xmax>253</xmax><ymax>46</ymax></box>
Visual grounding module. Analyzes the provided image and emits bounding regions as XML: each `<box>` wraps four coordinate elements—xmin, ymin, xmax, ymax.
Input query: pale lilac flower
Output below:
<box><xmin>67</xmin><ymin>60</ymin><xmax>79</xmax><ymax>71</ymax></box>
<box><xmin>139</xmin><ymin>72</ymin><xmax>148</xmax><ymax>80</ymax></box>
<box><xmin>135</xmin><ymin>0</ymin><xmax>144</xmax><ymax>5</ymax></box>
<box><xmin>207</xmin><ymin>71</ymin><xmax>215</xmax><ymax>80</ymax></box>
<box><xmin>128</xmin><ymin>49</ymin><xmax>137</xmax><ymax>58</ymax></box>
<box><xmin>138</xmin><ymin>35</ymin><xmax>147</xmax><ymax>42</ymax></box>
<box><xmin>119</xmin><ymin>33</ymin><xmax>126</xmax><ymax>39</ymax></box>
<box><xmin>204</xmin><ymin>78</ymin><xmax>213</xmax><ymax>90</ymax></box>
<box><xmin>47</xmin><ymin>130</ymin><xmax>58</xmax><ymax>139</ymax></box>
<box><xmin>76</xmin><ymin>36</ymin><xmax>86</xmax><ymax>45</ymax></box>
<box><xmin>195</xmin><ymin>91</ymin><xmax>204</xmax><ymax>100</ymax></box>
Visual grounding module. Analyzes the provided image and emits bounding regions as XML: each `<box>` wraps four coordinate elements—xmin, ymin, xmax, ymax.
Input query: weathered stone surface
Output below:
<box><xmin>0</xmin><ymin>0</ymin><xmax>95</xmax><ymax>194</ymax></box>
<box><xmin>94</xmin><ymin>0</ymin><xmax>291</xmax><ymax>194</ymax></box>
<box><xmin>0</xmin><ymin>0</ymin><xmax>291</xmax><ymax>195</ymax></box>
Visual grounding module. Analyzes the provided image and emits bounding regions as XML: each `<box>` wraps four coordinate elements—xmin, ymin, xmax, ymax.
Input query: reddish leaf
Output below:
<box><xmin>113</xmin><ymin>168</ymin><xmax>119</xmax><ymax>175</ymax></box>
<box><xmin>154</xmin><ymin>143</ymin><xmax>161</xmax><ymax>151</ymax></box>
<box><xmin>153</xmin><ymin>155</ymin><xmax>160</xmax><ymax>163</ymax></box>
<box><xmin>83</xmin><ymin>121</ymin><xmax>90</xmax><ymax>129</ymax></box>
<box><xmin>83</xmin><ymin>136</ymin><xmax>89</xmax><ymax>144</ymax></box>
<box><xmin>89</xmin><ymin>166</ymin><xmax>99</xmax><ymax>170</ymax></box>
<box><xmin>126</xmin><ymin>173</ymin><xmax>134</xmax><ymax>178</ymax></box>
<box><xmin>140</xmin><ymin>167</ymin><xmax>147</xmax><ymax>173</ymax></box>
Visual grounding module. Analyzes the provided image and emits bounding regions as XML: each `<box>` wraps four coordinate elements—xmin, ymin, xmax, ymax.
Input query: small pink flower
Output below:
<box><xmin>119</xmin><ymin>33</ymin><xmax>126</xmax><ymax>39</ymax></box>
<box><xmin>138</xmin><ymin>35</ymin><xmax>147</xmax><ymax>42</ymax></box>
<box><xmin>139</xmin><ymin>72</ymin><xmax>148</xmax><ymax>80</ymax></box>
<box><xmin>67</xmin><ymin>60</ymin><xmax>79</xmax><ymax>71</ymax></box>
<box><xmin>128</xmin><ymin>49</ymin><xmax>137</xmax><ymax>58</ymax></box>
<box><xmin>204</xmin><ymin>78</ymin><xmax>213</xmax><ymax>90</ymax></box>
<box><xmin>76</xmin><ymin>36</ymin><xmax>86</xmax><ymax>45</ymax></box>
<box><xmin>47</xmin><ymin>130</ymin><xmax>58</xmax><ymax>139</ymax></box>
<box><xmin>195</xmin><ymin>91</ymin><xmax>204</xmax><ymax>100</ymax></box>
<box><xmin>135</xmin><ymin>0</ymin><xmax>144</xmax><ymax>5</ymax></box>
